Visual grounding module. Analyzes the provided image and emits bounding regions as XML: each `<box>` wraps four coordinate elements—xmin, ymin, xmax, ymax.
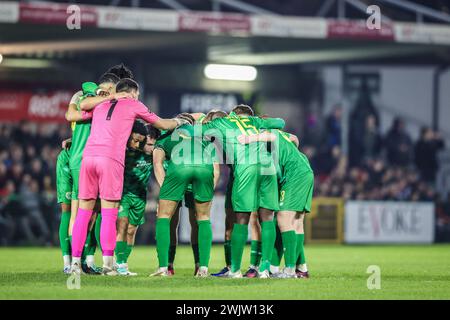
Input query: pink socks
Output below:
<box><xmin>100</xmin><ymin>208</ymin><xmax>119</xmax><ymax>256</ymax></box>
<box><xmin>71</xmin><ymin>208</ymin><xmax>93</xmax><ymax>258</ymax></box>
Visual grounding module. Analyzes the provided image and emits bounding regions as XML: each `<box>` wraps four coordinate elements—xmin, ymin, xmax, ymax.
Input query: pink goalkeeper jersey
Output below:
<box><xmin>82</xmin><ymin>98</ymin><xmax>160</xmax><ymax>166</ymax></box>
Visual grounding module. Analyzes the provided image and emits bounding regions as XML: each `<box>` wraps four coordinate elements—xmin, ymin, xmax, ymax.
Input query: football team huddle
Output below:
<box><xmin>56</xmin><ymin>64</ymin><xmax>314</xmax><ymax>279</ymax></box>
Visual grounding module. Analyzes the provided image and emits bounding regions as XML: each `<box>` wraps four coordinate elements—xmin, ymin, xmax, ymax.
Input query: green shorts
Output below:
<box><xmin>160</xmin><ymin>165</ymin><xmax>214</xmax><ymax>203</ymax></box>
<box><xmin>279</xmin><ymin>168</ymin><xmax>314</xmax><ymax>213</ymax></box>
<box><xmin>118</xmin><ymin>193</ymin><xmax>146</xmax><ymax>226</ymax></box>
<box><xmin>56</xmin><ymin>150</ymin><xmax>72</xmax><ymax>204</ymax></box>
<box><xmin>71</xmin><ymin>168</ymin><xmax>80</xmax><ymax>200</ymax></box>
<box><xmin>231</xmin><ymin>163</ymin><xmax>279</xmax><ymax>213</ymax></box>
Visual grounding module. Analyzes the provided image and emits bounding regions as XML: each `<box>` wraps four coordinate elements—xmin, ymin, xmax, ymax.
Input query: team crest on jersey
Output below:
<box><xmin>65</xmin><ymin>192</ymin><xmax>72</xmax><ymax>200</ymax></box>
<box><xmin>136</xmin><ymin>160</ymin><xmax>152</xmax><ymax>168</ymax></box>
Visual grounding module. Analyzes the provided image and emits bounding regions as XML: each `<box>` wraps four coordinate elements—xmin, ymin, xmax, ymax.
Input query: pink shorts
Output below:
<box><xmin>78</xmin><ymin>156</ymin><xmax>124</xmax><ymax>201</ymax></box>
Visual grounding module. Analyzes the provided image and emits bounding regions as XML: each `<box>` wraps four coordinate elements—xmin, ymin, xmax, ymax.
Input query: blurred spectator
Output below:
<box><xmin>414</xmin><ymin>127</ymin><xmax>445</xmax><ymax>183</ymax></box>
<box><xmin>302</xmin><ymin>113</ymin><xmax>323</xmax><ymax>148</ymax></box>
<box><xmin>352</xmin><ymin>114</ymin><xmax>382</xmax><ymax>165</ymax></box>
<box><xmin>348</xmin><ymin>81</ymin><xmax>379</xmax><ymax>166</ymax></box>
<box><xmin>361</xmin><ymin>115</ymin><xmax>382</xmax><ymax>160</ymax></box>
<box><xmin>385</xmin><ymin>118</ymin><xmax>413</xmax><ymax>167</ymax></box>
<box><xmin>0</xmin><ymin>122</ymin><xmax>66</xmax><ymax>246</ymax></box>
<box><xmin>0</xmin><ymin>181</ymin><xmax>16</xmax><ymax>245</ymax></box>
<box><xmin>315</xmin><ymin>156</ymin><xmax>436</xmax><ymax>202</ymax></box>
<box><xmin>436</xmin><ymin>193</ymin><xmax>450</xmax><ymax>242</ymax></box>
<box><xmin>0</xmin><ymin>162</ymin><xmax>7</xmax><ymax>192</ymax></box>
<box><xmin>0</xmin><ymin>122</ymin><xmax>164</xmax><ymax>246</ymax></box>
<box><xmin>325</xmin><ymin>105</ymin><xmax>342</xmax><ymax>148</ymax></box>
<box><xmin>315</xmin><ymin>145</ymin><xmax>342</xmax><ymax>176</ymax></box>
<box><xmin>20</xmin><ymin>175</ymin><xmax>50</xmax><ymax>244</ymax></box>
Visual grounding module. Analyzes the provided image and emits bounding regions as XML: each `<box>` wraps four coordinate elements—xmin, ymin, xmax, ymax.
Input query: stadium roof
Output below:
<box><xmin>16</xmin><ymin>0</ymin><xmax>450</xmax><ymax>24</ymax></box>
<box><xmin>1</xmin><ymin>0</ymin><xmax>450</xmax><ymax>84</ymax></box>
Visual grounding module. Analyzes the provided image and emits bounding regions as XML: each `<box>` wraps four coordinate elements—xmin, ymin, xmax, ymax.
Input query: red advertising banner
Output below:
<box><xmin>179</xmin><ymin>12</ymin><xmax>250</xmax><ymax>33</ymax></box>
<box><xmin>19</xmin><ymin>2</ymin><xmax>97</xmax><ymax>26</ymax></box>
<box><xmin>328</xmin><ymin>20</ymin><xmax>394</xmax><ymax>41</ymax></box>
<box><xmin>0</xmin><ymin>90</ymin><xmax>72</xmax><ymax>123</ymax></box>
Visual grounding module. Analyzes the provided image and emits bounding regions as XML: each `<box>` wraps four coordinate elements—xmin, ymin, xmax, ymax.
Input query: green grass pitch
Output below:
<box><xmin>1</xmin><ymin>244</ymin><xmax>449</xmax><ymax>300</ymax></box>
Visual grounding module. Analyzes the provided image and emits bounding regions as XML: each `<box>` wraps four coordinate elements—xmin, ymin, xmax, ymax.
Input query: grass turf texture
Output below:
<box><xmin>0</xmin><ymin>244</ymin><xmax>449</xmax><ymax>300</ymax></box>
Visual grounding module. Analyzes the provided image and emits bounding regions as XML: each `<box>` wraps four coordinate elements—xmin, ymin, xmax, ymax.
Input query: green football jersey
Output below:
<box><xmin>57</xmin><ymin>147</ymin><xmax>71</xmax><ymax>170</ymax></box>
<box><xmin>122</xmin><ymin>148</ymin><xmax>153</xmax><ymax>199</ymax></box>
<box><xmin>68</xmin><ymin>83</ymin><xmax>99</xmax><ymax>171</ymax></box>
<box><xmin>201</xmin><ymin>113</ymin><xmax>285</xmax><ymax>168</ymax></box>
<box><xmin>156</xmin><ymin>125</ymin><xmax>214</xmax><ymax>166</ymax></box>
<box><xmin>56</xmin><ymin>148</ymin><xmax>73</xmax><ymax>204</ymax></box>
<box><xmin>69</xmin><ymin>95</ymin><xmax>91</xmax><ymax>171</ymax></box>
<box><xmin>271</xmin><ymin>129</ymin><xmax>312</xmax><ymax>179</ymax></box>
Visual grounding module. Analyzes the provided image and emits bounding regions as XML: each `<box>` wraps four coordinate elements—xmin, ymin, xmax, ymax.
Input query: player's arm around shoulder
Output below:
<box><xmin>79</xmin><ymin>96</ymin><xmax>105</xmax><ymax>111</ymax></box>
<box><xmin>65</xmin><ymin>103</ymin><xmax>92</xmax><ymax>122</ymax></box>
<box><xmin>153</xmin><ymin>147</ymin><xmax>166</xmax><ymax>187</ymax></box>
<box><xmin>133</xmin><ymin>101</ymin><xmax>185</xmax><ymax>131</ymax></box>
<box><xmin>65</xmin><ymin>91</ymin><xmax>82</xmax><ymax>122</ymax></box>
<box><xmin>79</xmin><ymin>91</ymin><xmax>130</xmax><ymax>111</ymax></box>
<box><xmin>258</xmin><ymin>116</ymin><xmax>286</xmax><ymax>130</ymax></box>
<box><xmin>237</xmin><ymin>130</ymin><xmax>277</xmax><ymax>145</ymax></box>
<box><xmin>65</xmin><ymin>91</ymin><xmax>94</xmax><ymax>122</ymax></box>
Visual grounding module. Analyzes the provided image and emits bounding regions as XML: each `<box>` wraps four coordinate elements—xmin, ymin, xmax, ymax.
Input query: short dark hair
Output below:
<box><xmin>177</xmin><ymin>113</ymin><xmax>195</xmax><ymax>125</ymax></box>
<box><xmin>146</xmin><ymin>125</ymin><xmax>161</xmax><ymax>140</ymax></box>
<box><xmin>131</xmin><ymin>120</ymin><xmax>147</xmax><ymax>136</ymax></box>
<box><xmin>106</xmin><ymin>63</ymin><xmax>134</xmax><ymax>79</ymax></box>
<box><xmin>232</xmin><ymin>104</ymin><xmax>254</xmax><ymax>116</ymax></box>
<box><xmin>116</xmin><ymin>78</ymin><xmax>139</xmax><ymax>93</ymax></box>
<box><xmin>98</xmin><ymin>73</ymin><xmax>120</xmax><ymax>85</ymax></box>
<box><xmin>210</xmin><ymin>110</ymin><xmax>228</xmax><ymax>121</ymax></box>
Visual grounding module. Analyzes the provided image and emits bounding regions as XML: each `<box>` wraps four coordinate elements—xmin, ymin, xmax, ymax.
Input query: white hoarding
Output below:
<box><xmin>179</xmin><ymin>195</ymin><xmax>253</xmax><ymax>243</ymax></box>
<box><xmin>345</xmin><ymin>201</ymin><xmax>435</xmax><ymax>244</ymax></box>
<box><xmin>0</xmin><ymin>2</ymin><xmax>19</xmax><ymax>23</ymax></box>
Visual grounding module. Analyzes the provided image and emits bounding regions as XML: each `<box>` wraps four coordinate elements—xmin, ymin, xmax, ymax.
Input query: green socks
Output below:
<box><xmin>260</xmin><ymin>221</ymin><xmax>276</xmax><ymax>272</ymax></box>
<box><xmin>156</xmin><ymin>218</ymin><xmax>170</xmax><ymax>267</ymax></box>
<box><xmin>271</xmin><ymin>227</ymin><xmax>283</xmax><ymax>267</ymax></box>
<box><xmin>82</xmin><ymin>214</ymin><xmax>101</xmax><ymax>262</ymax></box>
<box><xmin>169</xmin><ymin>245</ymin><xmax>177</xmax><ymax>265</ymax></box>
<box><xmin>224</xmin><ymin>240</ymin><xmax>232</xmax><ymax>267</ymax></box>
<box><xmin>230</xmin><ymin>224</ymin><xmax>248</xmax><ymax>273</ymax></box>
<box><xmin>124</xmin><ymin>244</ymin><xmax>133</xmax><ymax>263</ymax></box>
<box><xmin>282</xmin><ymin>231</ymin><xmax>297</xmax><ymax>268</ymax></box>
<box><xmin>115</xmin><ymin>241</ymin><xmax>127</xmax><ymax>265</ymax></box>
<box><xmin>296</xmin><ymin>233</ymin><xmax>306</xmax><ymax>265</ymax></box>
<box><xmin>59</xmin><ymin>211</ymin><xmax>71</xmax><ymax>256</ymax></box>
<box><xmin>250</xmin><ymin>240</ymin><xmax>262</xmax><ymax>267</ymax></box>
<box><xmin>191</xmin><ymin>244</ymin><xmax>199</xmax><ymax>265</ymax></box>
<box><xmin>197</xmin><ymin>220</ymin><xmax>212</xmax><ymax>267</ymax></box>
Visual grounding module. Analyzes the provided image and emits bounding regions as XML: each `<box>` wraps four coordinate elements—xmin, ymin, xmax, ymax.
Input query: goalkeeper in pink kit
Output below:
<box><xmin>70</xmin><ymin>78</ymin><xmax>186</xmax><ymax>275</ymax></box>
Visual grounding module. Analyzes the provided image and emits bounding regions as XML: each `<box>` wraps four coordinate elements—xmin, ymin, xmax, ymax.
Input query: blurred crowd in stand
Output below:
<box><xmin>301</xmin><ymin>95</ymin><xmax>449</xmax><ymax>240</ymax></box>
<box><xmin>1</xmin><ymin>96</ymin><xmax>450</xmax><ymax>244</ymax></box>
<box><xmin>0</xmin><ymin>122</ymin><xmax>71</xmax><ymax>245</ymax></box>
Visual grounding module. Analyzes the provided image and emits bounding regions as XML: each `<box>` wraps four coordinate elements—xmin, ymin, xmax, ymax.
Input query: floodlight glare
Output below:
<box><xmin>204</xmin><ymin>64</ymin><xmax>257</xmax><ymax>81</ymax></box>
